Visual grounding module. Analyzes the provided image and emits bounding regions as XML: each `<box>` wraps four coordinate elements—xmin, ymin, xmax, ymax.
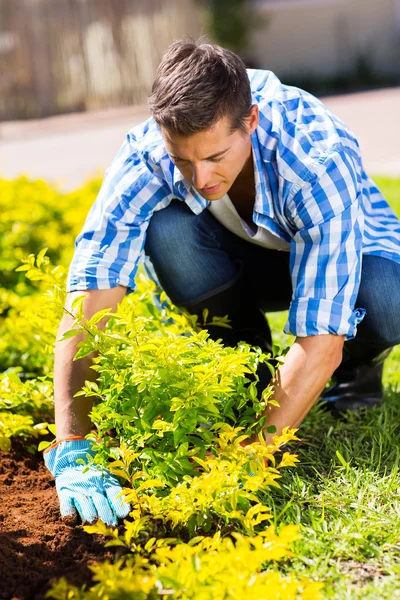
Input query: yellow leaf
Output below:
<box><xmin>277</xmin><ymin>452</ymin><xmax>300</xmax><ymax>469</ymax></box>
<box><xmin>137</xmin><ymin>479</ymin><xmax>166</xmax><ymax>493</ymax></box>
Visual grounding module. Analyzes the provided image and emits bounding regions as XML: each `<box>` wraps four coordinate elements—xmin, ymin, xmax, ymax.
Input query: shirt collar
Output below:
<box><xmin>172</xmin><ymin>165</ymin><xmax>209</xmax><ymax>215</ymax></box>
<box><xmin>251</xmin><ymin>129</ymin><xmax>274</xmax><ymax>219</ymax></box>
<box><xmin>172</xmin><ymin>164</ymin><xmax>185</xmax><ymax>187</ymax></box>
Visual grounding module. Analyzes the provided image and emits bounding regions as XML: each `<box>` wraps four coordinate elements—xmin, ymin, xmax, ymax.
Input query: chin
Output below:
<box><xmin>206</xmin><ymin>187</ymin><xmax>227</xmax><ymax>201</ymax></box>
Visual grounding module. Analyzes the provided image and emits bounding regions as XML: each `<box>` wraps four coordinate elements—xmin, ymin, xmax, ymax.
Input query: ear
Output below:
<box><xmin>244</xmin><ymin>104</ymin><xmax>259</xmax><ymax>135</ymax></box>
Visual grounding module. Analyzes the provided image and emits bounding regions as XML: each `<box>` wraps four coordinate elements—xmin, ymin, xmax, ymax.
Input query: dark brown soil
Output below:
<box><xmin>0</xmin><ymin>439</ymin><xmax>114</xmax><ymax>600</ymax></box>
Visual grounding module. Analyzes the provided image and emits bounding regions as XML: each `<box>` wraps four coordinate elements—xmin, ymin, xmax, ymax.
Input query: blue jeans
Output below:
<box><xmin>144</xmin><ymin>200</ymin><xmax>400</xmax><ymax>360</ymax></box>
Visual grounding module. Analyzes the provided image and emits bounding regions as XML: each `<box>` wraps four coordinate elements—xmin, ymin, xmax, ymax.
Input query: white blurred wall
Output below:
<box><xmin>252</xmin><ymin>0</ymin><xmax>400</xmax><ymax>78</ymax></box>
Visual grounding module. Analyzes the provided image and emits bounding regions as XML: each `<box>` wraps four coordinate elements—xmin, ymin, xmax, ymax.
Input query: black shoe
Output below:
<box><xmin>321</xmin><ymin>348</ymin><xmax>392</xmax><ymax>414</ymax></box>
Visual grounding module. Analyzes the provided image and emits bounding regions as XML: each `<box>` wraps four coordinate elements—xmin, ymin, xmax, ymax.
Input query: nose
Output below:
<box><xmin>191</xmin><ymin>163</ymin><xmax>212</xmax><ymax>189</ymax></box>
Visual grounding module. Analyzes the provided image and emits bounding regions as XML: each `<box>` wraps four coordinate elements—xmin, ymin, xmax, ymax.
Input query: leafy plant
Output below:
<box><xmin>0</xmin><ymin>369</ymin><xmax>55</xmax><ymax>450</ymax></box>
<box><xmin>57</xmin><ymin>273</ymin><xmax>282</xmax><ymax>481</ymax></box>
<box><xmin>0</xmin><ymin>176</ymin><xmax>100</xmax><ymax>292</ymax></box>
<box><xmin>47</xmin><ymin>524</ymin><xmax>324</xmax><ymax>600</ymax></box>
<box><xmin>0</xmin><ymin>413</ymin><xmax>51</xmax><ymax>452</ymax></box>
<box><xmin>0</xmin><ymin>250</ymin><xmax>66</xmax><ymax>375</ymax></box>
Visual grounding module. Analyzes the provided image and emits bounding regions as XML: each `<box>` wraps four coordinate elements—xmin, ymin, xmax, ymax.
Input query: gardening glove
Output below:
<box><xmin>43</xmin><ymin>436</ymin><xmax>131</xmax><ymax>526</ymax></box>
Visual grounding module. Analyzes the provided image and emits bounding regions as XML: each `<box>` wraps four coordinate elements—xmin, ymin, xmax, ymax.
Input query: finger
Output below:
<box><xmin>105</xmin><ymin>485</ymin><xmax>131</xmax><ymax>519</ymax></box>
<box><xmin>68</xmin><ymin>492</ymin><xmax>97</xmax><ymax>524</ymax></box>
<box><xmin>58</xmin><ymin>488</ymin><xmax>78</xmax><ymax>519</ymax></box>
<box><xmin>91</xmin><ymin>492</ymin><xmax>118</xmax><ymax>527</ymax></box>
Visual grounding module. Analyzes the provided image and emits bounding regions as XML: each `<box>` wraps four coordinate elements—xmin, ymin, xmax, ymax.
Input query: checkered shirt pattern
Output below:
<box><xmin>67</xmin><ymin>70</ymin><xmax>400</xmax><ymax>340</ymax></box>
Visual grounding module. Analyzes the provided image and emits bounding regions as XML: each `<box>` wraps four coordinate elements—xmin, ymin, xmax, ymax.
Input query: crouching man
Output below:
<box><xmin>44</xmin><ymin>40</ymin><xmax>400</xmax><ymax>525</ymax></box>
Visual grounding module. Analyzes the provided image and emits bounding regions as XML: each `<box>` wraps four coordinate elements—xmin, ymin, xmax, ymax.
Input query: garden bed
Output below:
<box><xmin>0</xmin><ymin>440</ymin><xmax>112</xmax><ymax>600</ymax></box>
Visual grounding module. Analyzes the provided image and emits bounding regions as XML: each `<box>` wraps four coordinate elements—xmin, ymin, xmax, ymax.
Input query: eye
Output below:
<box><xmin>209</xmin><ymin>157</ymin><xmax>224</xmax><ymax>163</ymax></box>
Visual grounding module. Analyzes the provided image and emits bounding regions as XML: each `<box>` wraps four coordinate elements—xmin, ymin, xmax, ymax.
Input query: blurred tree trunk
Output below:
<box><xmin>194</xmin><ymin>0</ymin><xmax>266</xmax><ymax>64</ymax></box>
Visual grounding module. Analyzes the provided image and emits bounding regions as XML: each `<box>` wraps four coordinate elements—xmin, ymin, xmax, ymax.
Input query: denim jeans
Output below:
<box><xmin>144</xmin><ymin>199</ymin><xmax>400</xmax><ymax>361</ymax></box>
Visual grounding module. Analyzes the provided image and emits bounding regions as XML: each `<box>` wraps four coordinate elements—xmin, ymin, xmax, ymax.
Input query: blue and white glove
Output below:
<box><xmin>43</xmin><ymin>437</ymin><xmax>131</xmax><ymax>526</ymax></box>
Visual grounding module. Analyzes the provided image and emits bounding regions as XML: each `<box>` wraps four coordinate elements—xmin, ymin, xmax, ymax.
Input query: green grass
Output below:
<box><xmin>375</xmin><ymin>176</ymin><xmax>400</xmax><ymax>215</ymax></box>
<box><xmin>265</xmin><ymin>177</ymin><xmax>400</xmax><ymax>598</ymax></box>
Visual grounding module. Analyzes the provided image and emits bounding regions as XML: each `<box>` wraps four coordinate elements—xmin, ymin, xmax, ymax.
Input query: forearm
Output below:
<box><xmin>54</xmin><ymin>316</ymin><xmax>97</xmax><ymax>439</ymax></box>
<box><xmin>54</xmin><ymin>287</ymin><xmax>127</xmax><ymax>440</ymax></box>
<box><xmin>258</xmin><ymin>334</ymin><xmax>344</xmax><ymax>445</ymax></box>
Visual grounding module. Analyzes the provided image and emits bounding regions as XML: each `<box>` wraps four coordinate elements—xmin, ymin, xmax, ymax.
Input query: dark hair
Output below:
<box><xmin>148</xmin><ymin>39</ymin><xmax>252</xmax><ymax>136</ymax></box>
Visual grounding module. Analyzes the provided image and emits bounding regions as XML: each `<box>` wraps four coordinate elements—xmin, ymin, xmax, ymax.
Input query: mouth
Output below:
<box><xmin>201</xmin><ymin>183</ymin><xmax>221</xmax><ymax>195</ymax></box>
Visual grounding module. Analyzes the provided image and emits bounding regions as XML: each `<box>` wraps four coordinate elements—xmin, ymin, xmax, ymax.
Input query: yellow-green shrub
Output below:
<box><xmin>0</xmin><ymin>369</ymin><xmax>54</xmax><ymax>450</ymax></box>
<box><xmin>0</xmin><ymin>251</ymin><xmax>66</xmax><ymax>374</ymax></box>
<box><xmin>48</xmin><ymin>526</ymin><xmax>324</xmax><ymax>600</ymax></box>
<box><xmin>0</xmin><ymin>176</ymin><xmax>100</xmax><ymax>292</ymax></box>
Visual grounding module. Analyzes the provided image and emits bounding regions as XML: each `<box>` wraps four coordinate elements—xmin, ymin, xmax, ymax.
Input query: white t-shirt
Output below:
<box><xmin>207</xmin><ymin>194</ymin><xmax>290</xmax><ymax>251</ymax></box>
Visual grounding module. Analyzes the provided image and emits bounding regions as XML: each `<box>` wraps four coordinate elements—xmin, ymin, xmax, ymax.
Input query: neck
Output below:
<box><xmin>240</xmin><ymin>143</ymin><xmax>254</xmax><ymax>179</ymax></box>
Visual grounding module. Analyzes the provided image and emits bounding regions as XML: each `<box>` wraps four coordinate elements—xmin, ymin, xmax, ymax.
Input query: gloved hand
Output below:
<box><xmin>43</xmin><ymin>436</ymin><xmax>131</xmax><ymax>526</ymax></box>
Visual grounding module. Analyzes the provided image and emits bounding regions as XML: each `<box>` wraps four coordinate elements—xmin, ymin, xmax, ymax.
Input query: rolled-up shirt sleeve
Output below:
<box><xmin>67</xmin><ymin>133</ymin><xmax>173</xmax><ymax>294</ymax></box>
<box><xmin>284</xmin><ymin>146</ymin><xmax>366</xmax><ymax>340</ymax></box>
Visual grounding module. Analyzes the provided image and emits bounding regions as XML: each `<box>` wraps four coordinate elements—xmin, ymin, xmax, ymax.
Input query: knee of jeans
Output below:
<box><xmin>354</xmin><ymin>302</ymin><xmax>399</xmax><ymax>348</ymax></box>
<box><xmin>145</xmin><ymin>200</ymin><xmax>198</xmax><ymax>260</ymax></box>
<box><xmin>355</xmin><ymin>256</ymin><xmax>400</xmax><ymax>348</ymax></box>
<box><xmin>368</xmin><ymin>325</ymin><xmax>399</xmax><ymax>349</ymax></box>
<box><xmin>355</xmin><ymin>306</ymin><xmax>400</xmax><ymax>349</ymax></box>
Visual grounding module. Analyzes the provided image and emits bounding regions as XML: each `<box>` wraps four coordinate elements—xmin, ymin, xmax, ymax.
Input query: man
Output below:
<box><xmin>43</xmin><ymin>40</ymin><xmax>400</xmax><ymax>526</ymax></box>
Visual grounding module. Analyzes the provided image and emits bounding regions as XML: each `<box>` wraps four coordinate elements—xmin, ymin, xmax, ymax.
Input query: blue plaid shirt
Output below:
<box><xmin>67</xmin><ymin>70</ymin><xmax>400</xmax><ymax>340</ymax></box>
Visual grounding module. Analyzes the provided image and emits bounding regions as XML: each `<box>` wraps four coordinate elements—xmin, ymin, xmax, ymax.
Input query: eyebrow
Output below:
<box><xmin>171</xmin><ymin>148</ymin><xmax>230</xmax><ymax>161</ymax></box>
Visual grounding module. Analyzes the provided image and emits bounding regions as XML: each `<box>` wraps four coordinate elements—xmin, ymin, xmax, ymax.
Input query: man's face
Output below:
<box><xmin>161</xmin><ymin>106</ymin><xmax>259</xmax><ymax>200</ymax></box>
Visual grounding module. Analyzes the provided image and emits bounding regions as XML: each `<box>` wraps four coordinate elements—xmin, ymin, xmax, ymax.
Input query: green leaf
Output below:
<box><xmin>73</xmin><ymin>347</ymin><xmax>94</xmax><ymax>360</ymax></box>
<box><xmin>336</xmin><ymin>450</ymin><xmax>351</xmax><ymax>469</ymax></box>
<box><xmin>88</xmin><ymin>308</ymin><xmax>113</xmax><ymax>326</ymax></box>
<box><xmin>0</xmin><ymin>436</ymin><xmax>11</xmax><ymax>452</ymax></box>
<box><xmin>187</xmin><ymin>536</ymin><xmax>204</xmax><ymax>547</ymax></box>
<box><xmin>173</xmin><ymin>426</ymin><xmax>187</xmax><ymax>447</ymax></box>
<box><xmin>104</xmin><ymin>539</ymin><xmax>127</xmax><ymax>548</ymax></box>
<box><xmin>58</xmin><ymin>328</ymin><xmax>81</xmax><ymax>341</ymax></box>
<box><xmin>70</xmin><ymin>294</ymin><xmax>87</xmax><ymax>313</ymax></box>
<box><xmin>265</xmin><ymin>361</ymin><xmax>276</xmax><ymax>377</ymax></box>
